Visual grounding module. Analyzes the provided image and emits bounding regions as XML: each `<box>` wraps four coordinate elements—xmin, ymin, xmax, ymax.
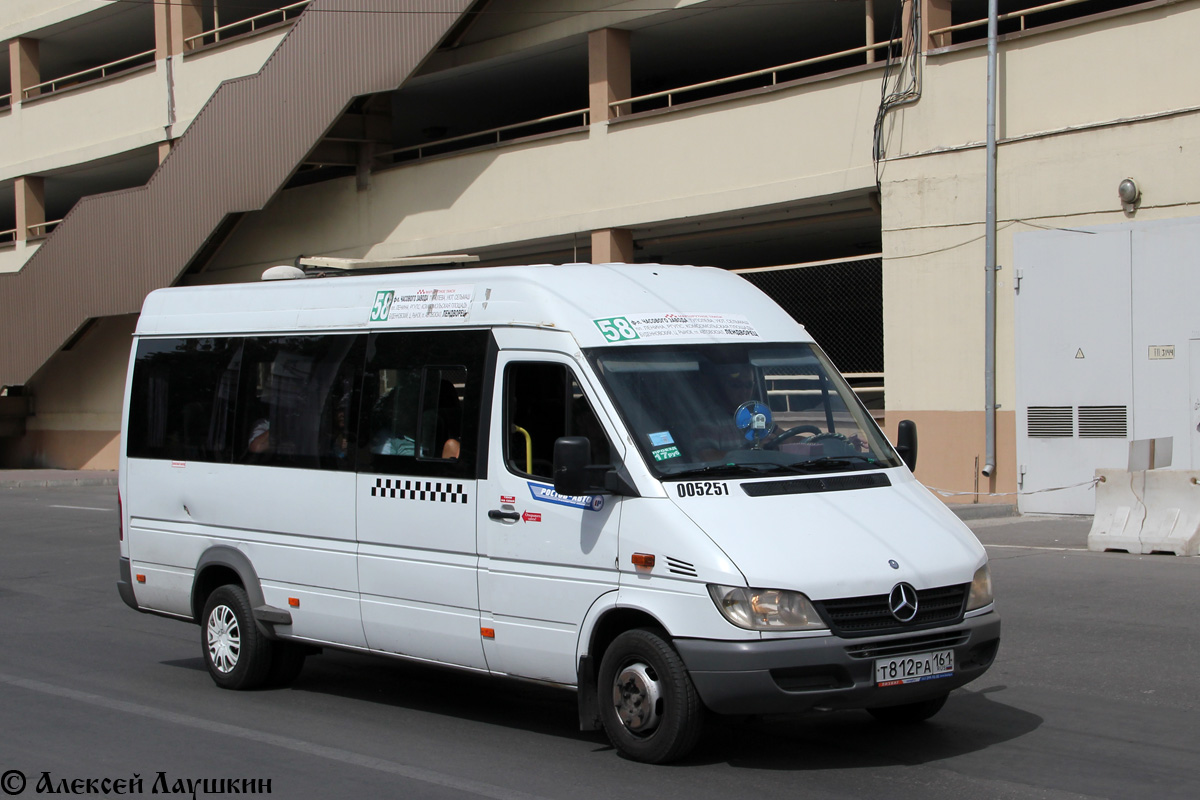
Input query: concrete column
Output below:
<box><xmin>925</xmin><ymin>0</ymin><xmax>952</xmax><ymax>49</ymax></box>
<box><xmin>9</xmin><ymin>38</ymin><xmax>40</xmax><ymax>101</ymax></box>
<box><xmin>902</xmin><ymin>0</ymin><xmax>952</xmax><ymax>55</ymax></box>
<box><xmin>591</xmin><ymin>228</ymin><xmax>633</xmax><ymax>264</ymax></box>
<box><xmin>15</xmin><ymin>176</ymin><xmax>45</xmax><ymax>242</ymax></box>
<box><xmin>157</xmin><ymin>141</ymin><xmax>173</xmax><ymax>163</ymax></box>
<box><xmin>168</xmin><ymin>0</ymin><xmax>205</xmax><ymax>54</ymax></box>
<box><xmin>866</xmin><ymin>0</ymin><xmax>876</xmax><ymax>64</ymax></box>
<box><xmin>588</xmin><ymin>28</ymin><xmax>630</xmax><ymax>123</ymax></box>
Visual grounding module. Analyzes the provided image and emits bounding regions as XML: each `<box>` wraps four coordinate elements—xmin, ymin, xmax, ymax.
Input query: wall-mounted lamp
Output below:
<box><xmin>1118</xmin><ymin>177</ymin><xmax>1140</xmax><ymax>214</ymax></box>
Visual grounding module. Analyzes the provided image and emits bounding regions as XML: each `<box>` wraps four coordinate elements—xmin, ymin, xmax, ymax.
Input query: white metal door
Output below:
<box><xmin>1014</xmin><ymin>229</ymin><xmax>1133</xmax><ymax>514</ymax></box>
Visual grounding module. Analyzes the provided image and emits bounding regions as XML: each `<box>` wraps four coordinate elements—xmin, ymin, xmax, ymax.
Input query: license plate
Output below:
<box><xmin>875</xmin><ymin>649</ymin><xmax>954</xmax><ymax>687</ymax></box>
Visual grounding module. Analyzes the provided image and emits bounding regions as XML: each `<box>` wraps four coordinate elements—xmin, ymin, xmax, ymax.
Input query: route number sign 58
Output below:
<box><xmin>594</xmin><ymin>316</ymin><xmax>640</xmax><ymax>341</ymax></box>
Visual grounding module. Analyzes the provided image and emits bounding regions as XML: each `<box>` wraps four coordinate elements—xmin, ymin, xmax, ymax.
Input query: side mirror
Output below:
<box><xmin>553</xmin><ymin>436</ymin><xmax>592</xmax><ymax>496</ymax></box>
<box><xmin>896</xmin><ymin>419</ymin><xmax>918</xmax><ymax>471</ymax></box>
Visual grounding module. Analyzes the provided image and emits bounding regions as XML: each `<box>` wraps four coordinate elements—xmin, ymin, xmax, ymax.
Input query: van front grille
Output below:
<box><xmin>813</xmin><ymin>584</ymin><xmax>969</xmax><ymax>638</ymax></box>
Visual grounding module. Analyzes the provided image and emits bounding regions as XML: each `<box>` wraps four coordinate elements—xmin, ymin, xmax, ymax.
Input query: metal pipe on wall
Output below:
<box><xmin>984</xmin><ymin>0</ymin><xmax>998</xmax><ymax>480</ymax></box>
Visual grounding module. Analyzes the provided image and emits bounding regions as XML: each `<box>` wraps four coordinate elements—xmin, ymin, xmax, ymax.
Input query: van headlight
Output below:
<box><xmin>707</xmin><ymin>585</ymin><xmax>828</xmax><ymax>631</ymax></box>
<box><xmin>965</xmin><ymin>563</ymin><xmax>994</xmax><ymax>611</ymax></box>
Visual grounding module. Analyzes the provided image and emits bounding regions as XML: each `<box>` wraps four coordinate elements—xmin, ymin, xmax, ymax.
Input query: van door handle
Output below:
<box><xmin>488</xmin><ymin>509</ymin><xmax>521</xmax><ymax>522</ymax></box>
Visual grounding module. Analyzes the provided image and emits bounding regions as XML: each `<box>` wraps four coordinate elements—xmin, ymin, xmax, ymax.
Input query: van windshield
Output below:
<box><xmin>586</xmin><ymin>342</ymin><xmax>902</xmax><ymax>479</ymax></box>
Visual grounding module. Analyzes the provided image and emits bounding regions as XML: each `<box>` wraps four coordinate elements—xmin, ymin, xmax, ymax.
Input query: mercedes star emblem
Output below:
<box><xmin>889</xmin><ymin>582</ymin><xmax>919</xmax><ymax>623</ymax></box>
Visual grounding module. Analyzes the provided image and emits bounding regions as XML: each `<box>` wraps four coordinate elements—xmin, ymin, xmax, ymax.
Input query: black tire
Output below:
<box><xmin>597</xmin><ymin>628</ymin><xmax>703</xmax><ymax>764</ymax></box>
<box><xmin>866</xmin><ymin>692</ymin><xmax>949</xmax><ymax>724</ymax></box>
<box><xmin>265</xmin><ymin>642</ymin><xmax>307</xmax><ymax>688</ymax></box>
<box><xmin>200</xmin><ymin>585</ymin><xmax>273</xmax><ymax>690</ymax></box>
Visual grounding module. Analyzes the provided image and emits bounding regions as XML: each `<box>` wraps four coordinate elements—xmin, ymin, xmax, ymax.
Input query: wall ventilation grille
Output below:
<box><xmin>1027</xmin><ymin>406</ymin><xmax>1073</xmax><ymax>438</ymax></box>
<box><xmin>1078</xmin><ymin>406</ymin><xmax>1129</xmax><ymax>438</ymax></box>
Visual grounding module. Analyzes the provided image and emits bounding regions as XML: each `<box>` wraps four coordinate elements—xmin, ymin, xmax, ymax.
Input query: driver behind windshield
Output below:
<box><xmin>689</xmin><ymin>364</ymin><xmax>769</xmax><ymax>460</ymax></box>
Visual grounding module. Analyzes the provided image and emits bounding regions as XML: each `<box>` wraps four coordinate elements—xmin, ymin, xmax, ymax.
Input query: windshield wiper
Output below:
<box><xmin>666</xmin><ymin>463</ymin><xmax>785</xmax><ymax>480</ymax></box>
<box><xmin>785</xmin><ymin>455</ymin><xmax>882</xmax><ymax>473</ymax></box>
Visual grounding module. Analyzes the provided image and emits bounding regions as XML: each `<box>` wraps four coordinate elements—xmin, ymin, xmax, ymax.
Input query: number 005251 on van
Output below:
<box><xmin>117</xmin><ymin>262</ymin><xmax>999</xmax><ymax>764</ymax></box>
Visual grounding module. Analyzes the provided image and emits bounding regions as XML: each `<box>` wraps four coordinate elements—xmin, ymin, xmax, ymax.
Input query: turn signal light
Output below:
<box><xmin>288</xmin><ymin>597</ymin><xmax>300</xmax><ymax>608</ymax></box>
<box><xmin>135</xmin><ymin>574</ymin><xmax>146</xmax><ymax>583</ymax></box>
<box><xmin>480</xmin><ymin>627</ymin><xmax>495</xmax><ymax>639</ymax></box>
<box><xmin>631</xmin><ymin>553</ymin><xmax>655</xmax><ymax>568</ymax></box>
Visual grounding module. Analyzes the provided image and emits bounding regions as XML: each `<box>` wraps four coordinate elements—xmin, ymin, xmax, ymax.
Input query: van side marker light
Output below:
<box><xmin>136</xmin><ymin>574</ymin><xmax>146</xmax><ymax>583</ymax></box>
<box><xmin>481</xmin><ymin>627</ymin><xmax>495</xmax><ymax>639</ymax></box>
<box><xmin>631</xmin><ymin>553</ymin><xmax>655</xmax><ymax>568</ymax></box>
<box><xmin>288</xmin><ymin>598</ymin><xmax>300</xmax><ymax>608</ymax></box>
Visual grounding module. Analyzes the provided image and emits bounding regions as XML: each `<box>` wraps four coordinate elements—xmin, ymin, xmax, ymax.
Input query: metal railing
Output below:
<box><xmin>23</xmin><ymin>50</ymin><xmax>156</xmax><ymax>99</ymax></box>
<box><xmin>0</xmin><ymin>93</ymin><xmax>11</xmax><ymax>109</ymax></box>
<box><xmin>185</xmin><ymin>1</ymin><xmax>310</xmax><ymax>50</ymax></box>
<box><xmin>767</xmin><ymin>373</ymin><xmax>885</xmax><ymax>402</ymax></box>
<box><xmin>612</xmin><ymin>38</ymin><xmax>901</xmax><ymax>115</ymax></box>
<box><xmin>383</xmin><ymin>38</ymin><xmax>900</xmax><ymax>166</ymax></box>
<box><xmin>0</xmin><ymin>228</ymin><xmax>17</xmax><ymax>245</ymax></box>
<box><xmin>27</xmin><ymin>220</ymin><xmax>62</xmax><ymax>238</ymax></box>
<box><xmin>930</xmin><ymin>0</ymin><xmax>1103</xmax><ymax>38</ymax></box>
<box><xmin>378</xmin><ymin>108</ymin><xmax>590</xmax><ymax>163</ymax></box>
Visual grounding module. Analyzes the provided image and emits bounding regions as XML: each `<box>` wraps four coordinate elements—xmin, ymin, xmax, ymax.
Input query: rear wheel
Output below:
<box><xmin>597</xmin><ymin>629</ymin><xmax>703</xmax><ymax>764</ymax></box>
<box><xmin>866</xmin><ymin>692</ymin><xmax>949</xmax><ymax>724</ymax></box>
<box><xmin>201</xmin><ymin>585</ymin><xmax>273</xmax><ymax>690</ymax></box>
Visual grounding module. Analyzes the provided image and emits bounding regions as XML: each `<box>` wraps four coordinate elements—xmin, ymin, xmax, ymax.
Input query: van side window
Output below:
<box><xmin>127</xmin><ymin>337</ymin><xmax>240</xmax><ymax>463</ymax></box>
<box><xmin>359</xmin><ymin>330</ymin><xmax>489</xmax><ymax>479</ymax></box>
<box><xmin>504</xmin><ymin>362</ymin><xmax>611</xmax><ymax>479</ymax></box>
<box><xmin>235</xmin><ymin>334</ymin><xmax>363</xmax><ymax>471</ymax></box>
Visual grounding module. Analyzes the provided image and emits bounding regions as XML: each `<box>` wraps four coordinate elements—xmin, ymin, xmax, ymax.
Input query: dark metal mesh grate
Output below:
<box><xmin>737</xmin><ymin>258</ymin><xmax>883</xmax><ymax>375</ymax></box>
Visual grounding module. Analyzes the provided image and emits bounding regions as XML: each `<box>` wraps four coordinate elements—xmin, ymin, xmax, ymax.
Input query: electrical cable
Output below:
<box><xmin>872</xmin><ymin>0</ymin><xmax>921</xmax><ymax>192</ymax></box>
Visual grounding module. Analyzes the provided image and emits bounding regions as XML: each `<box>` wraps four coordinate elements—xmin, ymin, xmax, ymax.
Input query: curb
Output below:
<box><xmin>948</xmin><ymin>502</ymin><xmax>1018</xmax><ymax>520</ymax></box>
<box><xmin>0</xmin><ymin>472</ymin><xmax>117</xmax><ymax>489</ymax></box>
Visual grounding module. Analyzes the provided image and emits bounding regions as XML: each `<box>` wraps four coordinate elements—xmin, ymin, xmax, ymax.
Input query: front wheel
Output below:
<box><xmin>201</xmin><ymin>585</ymin><xmax>273</xmax><ymax>690</ymax></box>
<box><xmin>866</xmin><ymin>692</ymin><xmax>949</xmax><ymax>724</ymax></box>
<box><xmin>597</xmin><ymin>629</ymin><xmax>703</xmax><ymax>763</ymax></box>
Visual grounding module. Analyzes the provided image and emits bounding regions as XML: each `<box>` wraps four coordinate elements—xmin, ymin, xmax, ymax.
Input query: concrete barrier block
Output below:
<box><xmin>1088</xmin><ymin>469</ymin><xmax>1147</xmax><ymax>553</ymax></box>
<box><xmin>1140</xmin><ymin>470</ymin><xmax>1200</xmax><ymax>557</ymax></box>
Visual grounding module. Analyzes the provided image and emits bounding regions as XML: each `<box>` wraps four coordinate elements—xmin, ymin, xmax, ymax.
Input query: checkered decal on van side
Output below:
<box><xmin>371</xmin><ymin>478</ymin><xmax>468</xmax><ymax>504</ymax></box>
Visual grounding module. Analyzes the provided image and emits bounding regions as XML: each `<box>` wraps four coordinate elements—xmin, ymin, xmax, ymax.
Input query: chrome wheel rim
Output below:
<box><xmin>612</xmin><ymin>662</ymin><xmax>662</xmax><ymax>735</ymax></box>
<box><xmin>206</xmin><ymin>604</ymin><xmax>241</xmax><ymax>674</ymax></box>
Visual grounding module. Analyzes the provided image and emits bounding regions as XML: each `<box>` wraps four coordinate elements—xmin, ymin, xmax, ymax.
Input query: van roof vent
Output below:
<box><xmin>262</xmin><ymin>265</ymin><xmax>305</xmax><ymax>281</ymax></box>
<box><xmin>295</xmin><ymin>254</ymin><xmax>479</xmax><ymax>277</ymax></box>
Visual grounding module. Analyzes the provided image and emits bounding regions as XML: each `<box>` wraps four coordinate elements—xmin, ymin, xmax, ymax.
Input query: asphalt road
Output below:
<box><xmin>1</xmin><ymin>485</ymin><xmax>1197</xmax><ymax>799</ymax></box>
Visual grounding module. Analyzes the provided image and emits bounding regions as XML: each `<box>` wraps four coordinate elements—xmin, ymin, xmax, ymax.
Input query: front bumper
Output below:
<box><xmin>675</xmin><ymin>611</ymin><xmax>1000</xmax><ymax>715</ymax></box>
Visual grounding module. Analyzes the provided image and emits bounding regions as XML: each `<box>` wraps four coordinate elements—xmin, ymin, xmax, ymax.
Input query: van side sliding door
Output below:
<box><xmin>355</xmin><ymin>329</ymin><xmax>491</xmax><ymax>670</ymax></box>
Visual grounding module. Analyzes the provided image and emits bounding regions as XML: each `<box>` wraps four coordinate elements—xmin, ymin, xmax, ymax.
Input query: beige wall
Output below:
<box><xmin>172</xmin><ymin>29</ymin><xmax>289</xmax><ymax>133</ymax></box>
<box><xmin>880</xmin><ymin>3</ymin><xmax>1200</xmax><ymax>497</ymax></box>
<box><xmin>0</xmin><ymin>239</ymin><xmax>39</xmax><ymax>274</ymax></box>
<box><xmin>882</xmin><ymin>412</ymin><xmax>1017</xmax><ymax>504</ymax></box>
<box><xmin>0</xmin><ymin>2</ymin><xmax>111</xmax><ymax>41</ymax></box>
<box><xmin>201</xmin><ymin>68</ymin><xmax>883</xmax><ymax>277</ymax></box>
<box><xmin>5</xmin><ymin>314</ymin><xmax>136</xmax><ymax>470</ymax></box>
<box><xmin>0</xmin><ymin>66</ymin><xmax>165</xmax><ymax>183</ymax></box>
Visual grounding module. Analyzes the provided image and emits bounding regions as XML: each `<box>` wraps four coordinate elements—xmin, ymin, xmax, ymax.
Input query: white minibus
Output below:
<box><xmin>118</xmin><ymin>263</ymin><xmax>999</xmax><ymax>763</ymax></box>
